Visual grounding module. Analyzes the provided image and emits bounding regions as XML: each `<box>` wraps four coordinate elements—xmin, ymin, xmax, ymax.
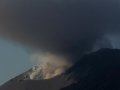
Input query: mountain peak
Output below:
<box><xmin>1</xmin><ymin>49</ymin><xmax>120</xmax><ymax>90</ymax></box>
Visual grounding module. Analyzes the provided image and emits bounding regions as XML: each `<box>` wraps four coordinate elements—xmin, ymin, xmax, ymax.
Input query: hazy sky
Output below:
<box><xmin>0</xmin><ymin>39</ymin><xmax>32</xmax><ymax>85</ymax></box>
<box><xmin>1</xmin><ymin>0</ymin><xmax>120</xmax><ymax>87</ymax></box>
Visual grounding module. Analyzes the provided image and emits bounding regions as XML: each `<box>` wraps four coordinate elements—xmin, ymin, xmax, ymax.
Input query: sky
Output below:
<box><xmin>0</xmin><ymin>0</ymin><xmax>120</xmax><ymax>86</ymax></box>
<box><xmin>0</xmin><ymin>39</ymin><xmax>32</xmax><ymax>85</ymax></box>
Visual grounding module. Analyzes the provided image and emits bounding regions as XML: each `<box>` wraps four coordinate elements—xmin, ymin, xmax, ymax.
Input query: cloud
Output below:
<box><xmin>0</xmin><ymin>0</ymin><xmax>120</xmax><ymax>59</ymax></box>
<box><xmin>29</xmin><ymin>53</ymin><xmax>72</xmax><ymax>79</ymax></box>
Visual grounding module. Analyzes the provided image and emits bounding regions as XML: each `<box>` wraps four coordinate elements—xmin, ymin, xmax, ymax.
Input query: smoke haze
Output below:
<box><xmin>29</xmin><ymin>53</ymin><xmax>72</xmax><ymax>79</ymax></box>
<box><xmin>0</xmin><ymin>0</ymin><xmax>120</xmax><ymax>77</ymax></box>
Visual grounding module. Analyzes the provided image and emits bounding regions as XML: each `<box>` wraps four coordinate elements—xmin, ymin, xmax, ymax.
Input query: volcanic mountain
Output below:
<box><xmin>1</xmin><ymin>49</ymin><xmax>120</xmax><ymax>90</ymax></box>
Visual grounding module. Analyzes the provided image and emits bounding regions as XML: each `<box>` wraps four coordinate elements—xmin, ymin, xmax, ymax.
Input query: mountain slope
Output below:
<box><xmin>1</xmin><ymin>49</ymin><xmax>120</xmax><ymax>90</ymax></box>
<box><xmin>62</xmin><ymin>49</ymin><xmax>120</xmax><ymax>90</ymax></box>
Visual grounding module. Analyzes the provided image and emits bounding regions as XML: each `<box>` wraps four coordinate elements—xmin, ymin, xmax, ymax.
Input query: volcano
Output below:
<box><xmin>1</xmin><ymin>49</ymin><xmax>120</xmax><ymax>90</ymax></box>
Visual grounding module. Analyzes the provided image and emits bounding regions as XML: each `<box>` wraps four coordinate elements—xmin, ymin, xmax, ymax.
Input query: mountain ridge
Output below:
<box><xmin>1</xmin><ymin>48</ymin><xmax>120</xmax><ymax>90</ymax></box>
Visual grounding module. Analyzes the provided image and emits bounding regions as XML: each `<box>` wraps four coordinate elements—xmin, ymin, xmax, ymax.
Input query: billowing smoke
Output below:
<box><xmin>0</xmin><ymin>0</ymin><xmax>120</xmax><ymax>79</ymax></box>
<box><xmin>29</xmin><ymin>53</ymin><xmax>72</xmax><ymax>79</ymax></box>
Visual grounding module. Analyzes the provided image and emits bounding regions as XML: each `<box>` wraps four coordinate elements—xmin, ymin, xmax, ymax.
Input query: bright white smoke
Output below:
<box><xmin>29</xmin><ymin>53</ymin><xmax>72</xmax><ymax>80</ymax></box>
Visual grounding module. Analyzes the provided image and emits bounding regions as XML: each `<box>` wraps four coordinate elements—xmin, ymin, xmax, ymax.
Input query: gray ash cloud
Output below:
<box><xmin>0</xmin><ymin>0</ymin><xmax>120</xmax><ymax>59</ymax></box>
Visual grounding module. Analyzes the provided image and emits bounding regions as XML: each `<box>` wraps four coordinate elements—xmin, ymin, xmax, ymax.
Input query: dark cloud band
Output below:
<box><xmin>0</xmin><ymin>0</ymin><xmax>120</xmax><ymax>59</ymax></box>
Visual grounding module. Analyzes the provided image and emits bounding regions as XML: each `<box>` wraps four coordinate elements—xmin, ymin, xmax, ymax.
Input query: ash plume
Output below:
<box><xmin>29</xmin><ymin>53</ymin><xmax>72</xmax><ymax>80</ymax></box>
<box><xmin>0</xmin><ymin>0</ymin><xmax>120</xmax><ymax>78</ymax></box>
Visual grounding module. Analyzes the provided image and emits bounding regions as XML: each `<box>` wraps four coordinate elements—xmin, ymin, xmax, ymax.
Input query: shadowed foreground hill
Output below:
<box><xmin>1</xmin><ymin>49</ymin><xmax>120</xmax><ymax>90</ymax></box>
